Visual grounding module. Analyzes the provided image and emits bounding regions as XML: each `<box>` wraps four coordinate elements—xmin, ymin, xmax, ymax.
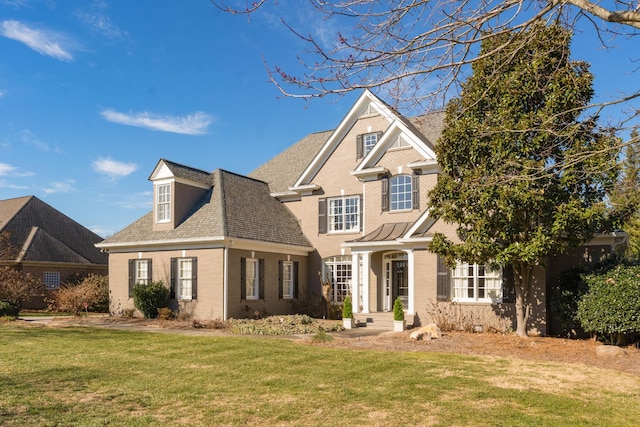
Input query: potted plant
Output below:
<box><xmin>342</xmin><ymin>294</ymin><xmax>355</xmax><ymax>329</ymax></box>
<box><xmin>393</xmin><ymin>297</ymin><xmax>405</xmax><ymax>332</ymax></box>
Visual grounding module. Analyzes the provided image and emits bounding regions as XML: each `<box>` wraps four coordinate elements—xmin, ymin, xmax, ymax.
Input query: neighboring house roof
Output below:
<box><xmin>100</xmin><ymin>168</ymin><xmax>312</xmax><ymax>249</ymax></box>
<box><xmin>0</xmin><ymin>196</ymin><xmax>107</xmax><ymax>265</ymax></box>
<box><xmin>249</xmin><ymin>130</ymin><xmax>332</xmax><ymax>194</ymax></box>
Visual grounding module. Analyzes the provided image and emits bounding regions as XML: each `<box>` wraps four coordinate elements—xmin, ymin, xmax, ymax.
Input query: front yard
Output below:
<box><xmin>1</xmin><ymin>322</ymin><xmax>639</xmax><ymax>426</ymax></box>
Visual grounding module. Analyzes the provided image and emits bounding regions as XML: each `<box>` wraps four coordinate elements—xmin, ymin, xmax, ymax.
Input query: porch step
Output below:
<box><xmin>354</xmin><ymin>312</ymin><xmax>415</xmax><ymax>330</ymax></box>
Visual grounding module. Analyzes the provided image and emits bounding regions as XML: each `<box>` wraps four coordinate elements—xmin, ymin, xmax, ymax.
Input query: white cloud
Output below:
<box><xmin>92</xmin><ymin>157</ymin><xmax>137</xmax><ymax>179</ymax></box>
<box><xmin>0</xmin><ymin>89</ymin><xmax>5</xmax><ymax>98</ymax></box>
<box><xmin>76</xmin><ymin>2</ymin><xmax>125</xmax><ymax>39</ymax></box>
<box><xmin>101</xmin><ymin>109</ymin><xmax>212</xmax><ymax>135</ymax></box>
<box><xmin>20</xmin><ymin>129</ymin><xmax>51</xmax><ymax>151</ymax></box>
<box><xmin>0</xmin><ymin>179</ymin><xmax>27</xmax><ymax>190</ymax></box>
<box><xmin>0</xmin><ymin>20</ymin><xmax>75</xmax><ymax>61</ymax></box>
<box><xmin>43</xmin><ymin>180</ymin><xmax>75</xmax><ymax>194</ymax></box>
<box><xmin>0</xmin><ymin>162</ymin><xmax>16</xmax><ymax>175</ymax></box>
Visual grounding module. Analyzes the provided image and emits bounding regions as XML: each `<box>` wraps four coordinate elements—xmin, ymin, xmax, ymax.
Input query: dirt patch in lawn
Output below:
<box><xmin>30</xmin><ymin>315</ymin><xmax>640</xmax><ymax>377</ymax></box>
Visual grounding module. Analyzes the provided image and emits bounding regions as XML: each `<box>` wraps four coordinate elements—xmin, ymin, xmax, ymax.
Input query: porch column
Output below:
<box><xmin>362</xmin><ymin>251</ymin><xmax>371</xmax><ymax>313</ymax></box>
<box><xmin>351</xmin><ymin>253</ymin><xmax>360</xmax><ymax>314</ymax></box>
<box><xmin>407</xmin><ymin>250</ymin><xmax>415</xmax><ymax>314</ymax></box>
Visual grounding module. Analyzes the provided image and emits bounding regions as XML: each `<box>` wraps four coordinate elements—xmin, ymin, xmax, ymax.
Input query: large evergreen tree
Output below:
<box><xmin>428</xmin><ymin>23</ymin><xmax>623</xmax><ymax>337</ymax></box>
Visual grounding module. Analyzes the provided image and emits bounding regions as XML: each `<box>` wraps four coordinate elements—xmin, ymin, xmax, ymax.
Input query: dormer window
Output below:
<box><xmin>156</xmin><ymin>183</ymin><xmax>171</xmax><ymax>223</ymax></box>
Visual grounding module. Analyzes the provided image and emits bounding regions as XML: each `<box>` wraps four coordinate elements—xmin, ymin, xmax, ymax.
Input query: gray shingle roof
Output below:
<box><xmin>0</xmin><ymin>196</ymin><xmax>107</xmax><ymax>264</ymax></box>
<box><xmin>249</xmin><ymin>130</ymin><xmax>332</xmax><ymax>194</ymax></box>
<box><xmin>154</xmin><ymin>158</ymin><xmax>213</xmax><ymax>186</ymax></box>
<box><xmin>102</xmin><ymin>168</ymin><xmax>311</xmax><ymax>248</ymax></box>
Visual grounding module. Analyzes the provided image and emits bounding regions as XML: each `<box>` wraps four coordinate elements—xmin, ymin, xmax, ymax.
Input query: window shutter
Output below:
<box><xmin>278</xmin><ymin>260</ymin><xmax>283</xmax><ymax>300</ymax></box>
<box><xmin>318</xmin><ymin>198</ymin><xmax>327</xmax><ymax>234</ymax></box>
<box><xmin>293</xmin><ymin>261</ymin><xmax>299</xmax><ymax>299</ymax></box>
<box><xmin>148</xmin><ymin>259</ymin><xmax>153</xmax><ymax>283</ymax></box>
<box><xmin>258</xmin><ymin>259</ymin><xmax>265</xmax><ymax>300</ymax></box>
<box><xmin>381</xmin><ymin>177</ymin><xmax>389</xmax><ymax>212</ymax></box>
<box><xmin>375</xmin><ymin>131</ymin><xmax>383</xmax><ymax>143</ymax></box>
<box><xmin>356</xmin><ymin>134</ymin><xmax>364</xmax><ymax>159</ymax></box>
<box><xmin>412</xmin><ymin>174</ymin><xmax>420</xmax><ymax>210</ymax></box>
<box><xmin>170</xmin><ymin>258</ymin><xmax>176</xmax><ymax>299</ymax></box>
<box><xmin>502</xmin><ymin>265</ymin><xmax>516</xmax><ymax>303</ymax></box>
<box><xmin>436</xmin><ymin>255</ymin><xmax>451</xmax><ymax>301</ymax></box>
<box><xmin>191</xmin><ymin>257</ymin><xmax>198</xmax><ymax>300</ymax></box>
<box><xmin>240</xmin><ymin>257</ymin><xmax>246</xmax><ymax>301</ymax></box>
<box><xmin>128</xmin><ymin>259</ymin><xmax>134</xmax><ymax>298</ymax></box>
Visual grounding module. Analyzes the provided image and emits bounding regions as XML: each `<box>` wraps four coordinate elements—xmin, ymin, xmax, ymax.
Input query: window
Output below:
<box><xmin>170</xmin><ymin>257</ymin><xmax>197</xmax><ymax>300</ymax></box>
<box><xmin>382</xmin><ymin>174</ymin><xmax>419</xmax><ymax>212</ymax></box>
<box><xmin>322</xmin><ymin>256</ymin><xmax>352</xmax><ymax>303</ymax></box>
<box><xmin>128</xmin><ymin>259</ymin><xmax>152</xmax><ymax>297</ymax></box>
<box><xmin>452</xmin><ymin>262</ymin><xmax>502</xmax><ymax>302</ymax></box>
<box><xmin>328</xmin><ymin>196</ymin><xmax>360</xmax><ymax>232</ymax></box>
<box><xmin>280</xmin><ymin>260</ymin><xmax>298</xmax><ymax>299</ymax></box>
<box><xmin>43</xmin><ymin>272</ymin><xmax>60</xmax><ymax>290</ymax></box>
<box><xmin>241</xmin><ymin>258</ymin><xmax>264</xmax><ymax>300</ymax></box>
<box><xmin>156</xmin><ymin>183</ymin><xmax>171</xmax><ymax>223</ymax></box>
<box><xmin>356</xmin><ymin>131</ymin><xmax>382</xmax><ymax>159</ymax></box>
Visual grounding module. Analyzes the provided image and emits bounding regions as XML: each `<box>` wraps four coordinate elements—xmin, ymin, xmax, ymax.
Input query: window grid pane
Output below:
<box><xmin>364</xmin><ymin>133</ymin><xmax>377</xmax><ymax>155</ymax></box>
<box><xmin>282</xmin><ymin>261</ymin><xmax>293</xmax><ymax>298</ymax></box>
<box><xmin>179</xmin><ymin>258</ymin><xmax>192</xmax><ymax>299</ymax></box>
<box><xmin>43</xmin><ymin>272</ymin><xmax>60</xmax><ymax>290</ymax></box>
<box><xmin>136</xmin><ymin>260</ymin><xmax>150</xmax><ymax>285</ymax></box>
<box><xmin>157</xmin><ymin>184</ymin><xmax>171</xmax><ymax>222</ymax></box>
<box><xmin>451</xmin><ymin>262</ymin><xmax>502</xmax><ymax>302</ymax></box>
<box><xmin>390</xmin><ymin>175</ymin><xmax>412</xmax><ymax>211</ymax></box>
<box><xmin>246</xmin><ymin>259</ymin><xmax>259</xmax><ymax>299</ymax></box>
<box><xmin>328</xmin><ymin>196</ymin><xmax>359</xmax><ymax>232</ymax></box>
<box><xmin>323</xmin><ymin>256</ymin><xmax>352</xmax><ymax>303</ymax></box>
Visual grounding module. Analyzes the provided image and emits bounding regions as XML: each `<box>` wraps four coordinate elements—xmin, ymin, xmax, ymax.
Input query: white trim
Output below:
<box><xmin>223</xmin><ymin>247</ymin><xmax>229</xmax><ymax>320</ymax></box>
<box><xmin>350</xmin><ymin>167</ymin><xmax>389</xmax><ymax>182</ymax></box>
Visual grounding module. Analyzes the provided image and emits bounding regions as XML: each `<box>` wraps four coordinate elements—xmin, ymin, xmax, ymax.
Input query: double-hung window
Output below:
<box><xmin>452</xmin><ymin>262</ymin><xmax>502</xmax><ymax>302</ymax></box>
<box><xmin>170</xmin><ymin>257</ymin><xmax>197</xmax><ymax>300</ymax></box>
<box><xmin>363</xmin><ymin>133</ymin><xmax>378</xmax><ymax>155</ymax></box>
<box><xmin>390</xmin><ymin>175</ymin><xmax>412</xmax><ymax>211</ymax></box>
<box><xmin>241</xmin><ymin>257</ymin><xmax>265</xmax><ymax>300</ymax></box>
<box><xmin>128</xmin><ymin>259</ymin><xmax>152</xmax><ymax>297</ymax></box>
<box><xmin>280</xmin><ymin>261</ymin><xmax>299</xmax><ymax>299</ymax></box>
<box><xmin>328</xmin><ymin>196</ymin><xmax>360</xmax><ymax>232</ymax></box>
<box><xmin>43</xmin><ymin>272</ymin><xmax>60</xmax><ymax>290</ymax></box>
<box><xmin>156</xmin><ymin>183</ymin><xmax>171</xmax><ymax>223</ymax></box>
<box><xmin>322</xmin><ymin>256</ymin><xmax>352</xmax><ymax>303</ymax></box>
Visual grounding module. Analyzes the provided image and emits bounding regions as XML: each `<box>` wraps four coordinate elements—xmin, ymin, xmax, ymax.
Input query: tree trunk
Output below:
<box><xmin>513</xmin><ymin>262</ymin><xmax>533</xmax><ymax>337</ymax></box>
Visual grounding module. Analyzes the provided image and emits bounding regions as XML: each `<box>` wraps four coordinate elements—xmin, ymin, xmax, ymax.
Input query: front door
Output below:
<box><xmin>392</xmin><ymin>260</ymin><xmax>408</xmax><ymax>309</ymax></box>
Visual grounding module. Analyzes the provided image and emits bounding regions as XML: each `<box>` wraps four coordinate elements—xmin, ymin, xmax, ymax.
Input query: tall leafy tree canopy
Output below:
<box><xmin>428</xmin><ymin>23</ymin><xmax>622</xmax><ymax>336</ymax></box>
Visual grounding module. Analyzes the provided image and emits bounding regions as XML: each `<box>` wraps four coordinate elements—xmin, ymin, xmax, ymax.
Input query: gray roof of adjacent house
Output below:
<box><xmin>100</xmin><ymin>168</ymin><xmax>312</xmax><ymax>248</ymax></box>
<box><xmin>0</xmin><ymin>196</ymin><xmax>107</xmax><ymax>264</ymax></box>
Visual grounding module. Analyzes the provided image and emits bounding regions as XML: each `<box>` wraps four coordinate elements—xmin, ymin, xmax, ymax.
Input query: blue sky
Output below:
<box><xmin>0</xmin><ymin>1</ymin><xmax>637</xmax><ymax>237</ymax></box>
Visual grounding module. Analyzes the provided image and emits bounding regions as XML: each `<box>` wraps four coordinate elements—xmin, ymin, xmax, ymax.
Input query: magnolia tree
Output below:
<box><xmin>427</xmin><ymin>23</ymin><xmax>623</xmax><ymax>337</ymax></box>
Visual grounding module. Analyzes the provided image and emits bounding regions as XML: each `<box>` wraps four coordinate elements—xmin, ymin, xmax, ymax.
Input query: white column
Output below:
<box><xmin>407</xmin><ymin>250</ymin><xmax>415</xmax><ymax>314</ymax></box>
<box><xmin>362</xmin><ymin>251</ymin><xmax>371</xmax><ymax>313</ymax></box>
<box><xmin>351</xmin><ymin>253</ymin><xmax>360</xmax><ymax>314</ymax></box>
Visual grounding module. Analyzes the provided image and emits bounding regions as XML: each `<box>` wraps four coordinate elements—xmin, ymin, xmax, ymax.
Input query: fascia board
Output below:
<box><xmin>294</xmin><ymin>90</ymin><xmax>394</xmax><ymax>187</ymax></box>
<box><xmin>406</xmin><ymin>210</ymin><xmax>437</xmax><ymax>237</ymax></box>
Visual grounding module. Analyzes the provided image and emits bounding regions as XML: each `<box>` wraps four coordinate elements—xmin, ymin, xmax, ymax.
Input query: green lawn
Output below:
<box><xmin>1</xmin><ymin>324</ymin><xmax>639</xmax><ymax>426</ymax></box>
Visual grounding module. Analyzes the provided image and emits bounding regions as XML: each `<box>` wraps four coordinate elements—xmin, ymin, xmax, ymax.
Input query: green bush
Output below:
<box><xmin>132</xmin><ymin>281</ymin><xmax>170</xmax><ymax>319</ymax></box>
<box><xmin>342</xmin><ymin>295</ymin><xmax>353</xmax><ymax>319</ymax></box>
<box><xmin>393</xmin><ymin>297</ymin><xmax>404</xmax><ymax>321</ymax></box>
<box><xmin>0</xmin><ymin>300</ymin><xmax>19</xmax><ymax>317</ymax></box>
<box><xmin>576</xmin><ymin>263</ymin><xmax>640</xmax><ymax>345</ymax></box>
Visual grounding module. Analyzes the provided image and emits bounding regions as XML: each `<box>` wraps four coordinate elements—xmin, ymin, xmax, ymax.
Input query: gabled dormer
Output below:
<box><xmin>149</xmin><ymin>159</ymin><xmax>212</xmax><ymax>231</ymax></box>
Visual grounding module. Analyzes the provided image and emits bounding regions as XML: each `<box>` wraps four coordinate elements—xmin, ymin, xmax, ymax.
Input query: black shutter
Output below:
<box><xmin>293</xmin><ymin>261</ymin><xmax>299</xmax><ymax>299</ymax></box>
<box><xmin>318</xmin><ymin>198</ymin><xmax>327</xmax><ymax>234</ymax></box>
<box><xmin>170</xmin><ymin>258</ymin><xmax>176</xmax><ymax>299</ymax></box>
<box><xmin>278</xmin><ymin>260</ymin><xmax>283</xmax><ymax>300</ymax></box>
<box><xmin>258</xmin><ymin>259</ymin><xmax>265</xmax><ymax>300</ymax></box>
<box><xmin>356</xmin><ymin>134</ymin><xmax>364</xmax><ymax>159</ymax></box>
<box><xmin>412</xmin><ymin>174</ymin><xmax>420</xmax><ymax>210</ymax></box>
<box><xmin>240</xmin><ymin>257</ymin><xmax>246</xmax><ymax>301</ymax></box>
<box><xmin>381</xmin><ymin>177</ymin><xmax>389</xmax><ymax>212</ymax></box>
<box><xmin>148</xmin><ymin>259</ymin><xmax>153</xmax><ymax>283</ymax></box>
<box><xmin>128</xmin><ymin>259</ymin><xmax>134</xmax><ymax>298</ymax></box>
<box><xmin>436</xmin><ymin>255</ymin><xmax>451</xmax><ymax>301</ymax></box>
<box><xmin>191</xmin><ymin>257</ymin><xmax>198</xmax><ymax>300</ymax></box>
<box><xmin>502</xmin><ymin>265</ymin><xmax>516</xmax><ymax>303</ymax></box>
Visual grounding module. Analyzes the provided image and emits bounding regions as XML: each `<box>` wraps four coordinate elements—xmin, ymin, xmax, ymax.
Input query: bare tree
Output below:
<box><xmin>212</xmin><ymin>1</ymin><xmax>638</xmax><ymax>127</ymax></box>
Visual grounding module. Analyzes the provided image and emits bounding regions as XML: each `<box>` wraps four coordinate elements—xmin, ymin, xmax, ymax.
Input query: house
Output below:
<box><xmin>0</xmin><ymin>196</ymin><xmax>108</xmax><ymax>307</ymax></box>
<box><xmin>98</xmin><ymin>91</ymin><xmax>623</xmax><ymax>334</ymax></box>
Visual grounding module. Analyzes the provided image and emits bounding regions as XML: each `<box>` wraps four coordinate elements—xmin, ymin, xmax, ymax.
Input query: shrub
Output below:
<box><xmin>393</xmin><ymin>297</ymin><xmax>404</xmax><ymax>321</ymax></box>
<box><xmin>51</xmin><ymin>274</ymin><xmax>109</xmax><ymax>315</ymax></box>
<box><xmin>157</xmin><ymin>307</ymin><xmax>175</xmax><ymax>320</ymax></box>
<box><xmin>132</xmin><ymin>281</ymin><xmax>169</xmax><ymax>319</ymax></box>
<box><xmin>0</xmin><ymin>300</ymin><xmax>19</xmax><ymax>317</ymax></box>
<box><xmin>0</xmin><ymin>267</ymin><xmax>43</xmax><ymax>310</ymax></box>
<box><xmin>576</xmin><ymin>263</ymin><xmax>640</xmax><ymax>345</ymax></box>
<box><xmin>342</xmin><ymin>295</ymin><xmax>353</xmax><ymax>319</ymax></box>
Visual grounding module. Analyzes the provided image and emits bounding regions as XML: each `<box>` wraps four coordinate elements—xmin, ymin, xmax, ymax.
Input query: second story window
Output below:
<box><xmin>356</xmin><ymin>131</ymin><xmax>383</xmax><ymax>159</ymax></box>
<box><xmin>382</xmin><ymin>174</ymin><xmax>419</xmax><ymax>212</ymax></box>
<box><xmin>318</xmin><ymin>196</ymin><xmax>362</xmax><ymax>234</ymax></box>
<box><xmin>156</xmin><ymin>183</ymin><xmax>171</xmax><ymax>223</ymax></box>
